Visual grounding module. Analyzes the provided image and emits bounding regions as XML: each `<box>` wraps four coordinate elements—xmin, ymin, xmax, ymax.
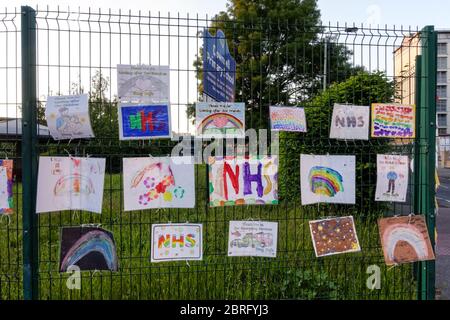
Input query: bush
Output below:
<box><xmin>278</xmin><ymin>71</ymin><xmax>395</xmax><ymax>213</ymax></box>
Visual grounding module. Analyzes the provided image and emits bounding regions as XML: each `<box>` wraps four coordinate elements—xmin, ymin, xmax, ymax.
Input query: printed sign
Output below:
<box><xmin>118</xmin><ymin>103</ymin><xmax>171</xmax><ymax>140</ymax></box>
<box><xmin>375</xmin><ymin>155</ymin><xmax>409</xmax><ymax>203</ymax></box>
<box><xmin>117</xmin><ymin>64</ymin><xmax>170</xmax><ymax>103</ymax></box>
<box><xmin>195</xmin><ymin>102</ymin><xmax>245</xmax><ymax>139</ymax></box>
<box><xmin>378</xmin><ymin>215</ymin><xmax>435</xmax><ymax>266</ymax></box>
<box><xmin>0</xmin><ymin>160</ymin><xmax>13</xmax><ymax>215</ymax></box>
<box><xmin>123</xmin><ymin>156</ymin><xmax>195</xmax><ymax>211</ymax></box>
<box><xmin>151</xmin><ymin>224</ymin><xmax>203</xmax><ymax>262</ymax></box>
<box><xmin>36</xmin><ymin>157</ymin><xmax>106</xmax><ymax>214</ymax></box>
<box><xmin>371</xmin><ymin>103</ymin><xmax>415</xmax><ymax>138</ymax></box>
<box><xmin>203</xmin><ymin>29</ymin><xmax>236</xmax><ymax>102</ymax></box>
<box><xmin>329</xmin><ymin>104</ymin><xmax>370</xmax><ymax>140</ymax></box>
<box><xmin>269</xmin><ymin>106</ymin><xmax>307</xmax><ymax>132</ymax></box>
<box><xmin>59</xmin><ymin>226</ymin><xmax>118</xmax><ymax>272</ymax></box>
<box><xmin>45</xmin><ymin>94</ymin><xmax>94</xmax><ymax>140</ymax></box>
<box><xmin>300</xmin><ymin>154</ymin><xmax>356</xmax><ymax>205</ymax></box>
<box><xmin>208</xmin><ymin>156</ymin><xmax>278</xmax><ymax>207</ymax></box>
<box><xmin>309</xmin><ymin>216</ymin><xmax>361</xmax><ymax>257</ymax></box>
<box><xmin>228</xmin><ymin>221</ymin><xmax>278</xmax><ymax>258</ymax></box>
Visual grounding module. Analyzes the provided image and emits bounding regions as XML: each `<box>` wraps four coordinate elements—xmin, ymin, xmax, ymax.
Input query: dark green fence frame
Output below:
<box><xmin>0</xmin><ymin>5</ymin><xmax>438</xmax><ymax>300</ymax></box>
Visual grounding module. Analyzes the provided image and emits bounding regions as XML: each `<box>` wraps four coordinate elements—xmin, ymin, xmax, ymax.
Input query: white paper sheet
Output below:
<box><xmin>228</xmin><ymin>221</ymin><xmax>278</xmax><ymax>257</ymax></box>
<box><xmin>300</xmin><ymin>154</ymin><xmax>356</xmax><ymax>205</ymax></box>
<box><xmin>45</xmin><ymin>94</ymin><xmax>94</xmax><ymax>140</ymax></box>
<box><xmin>36</xmin><ymin>157</ymin><xmax>106</xmax><ymax>213</ymax></box>
<box><xmin>329</xmin><ymin>104</ymin><xmax>370</xmax><ymax>140</ymax></box>
<box><xmin>375</xmin><ymin>154</ymin><xmax>409</xmax><ymax>203</ymax></box>
<box><xmin>123</xmin><ymin>156</ymin><xmax>195</xmax><ymax>211</ymax></box>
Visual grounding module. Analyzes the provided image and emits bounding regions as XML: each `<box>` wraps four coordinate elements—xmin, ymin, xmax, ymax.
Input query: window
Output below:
<box><xmin>439</xmin><ymin>128</ymin><xmax>448</xmax><ymax>136</ymax></box>
<box><xmin>438</xmin><ymin>71</ymin><xmax>447</xmax><ymax>83</ymax></box>
<box><xmin>438</xmin><ymin>57</ymin><xmax>448</xmax><ymax>69</ymax></box>
<box><xmin>438</xmin><ymin>43</ymin><xmax>448</xmax><ymax>55</ymax></box>
<box><xmin>437</xmin><ymin>99</ymin><xmax>447</xmax><ymax>112</ymax></box>
<box><xmin>437</xmin><ymin>85</ymin><xmax>447</xmax><ymax>98</ymax></box>
<box><xmin>438</xmin><ymin>114</ymin><xmax>448</xmax><ymax>127</ymax></box>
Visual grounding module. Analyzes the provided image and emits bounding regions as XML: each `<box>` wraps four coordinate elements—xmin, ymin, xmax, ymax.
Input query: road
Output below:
<box><xmin>436</xmin><ymin>168</ymin><xmax>450</xmax><ymax>300</ymax></box>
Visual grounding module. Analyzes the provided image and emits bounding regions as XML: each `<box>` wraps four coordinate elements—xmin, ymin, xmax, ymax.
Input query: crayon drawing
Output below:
<box><xmin>151</xmin><ymin>224</ymin><xmax>202</xmax><ymax>262</ymax></box>
<box><xmin>123</xmin><ymin>157</ymin><xmax>195</xmax><ymax>211</ymax></box>
<box><xmin>375</xmin><ymin>155</ymin><xmax>409</xmax><ymax>203</ymax></box>
<box><xmin>117</xmin><ymin>64</ymin><xmax>170</xmax><ymax>103</ymax></box>
<box><xmin>329</xmin><ymin>104</ymin><xmax>370</xmax><ymax>140</ymax></box>
<box><xmin>36</xmin><ymin>157</ymin><xmax>106</xmax><ymax>214</ymax></box>
<box><xmin>208</xmin><ymin>156</ymin><xmax>278</xmax><ymax>207</ymax></box>
<box><xmin>195</xmin><ymin>102</ymin><xmax>245</xmax><ymax>138</ymax></box>
<box><xmin>269</xmin><ymin>106</ymin><xmax>307</xmax><ymax>132</ymax></box>
<box><xmin>0</xmin><ymin>160</ymin><xmax>13</xmax><ymax>215</ymax></box>
<box><xmin>59</xmin><ymin>226</ymin><xmax>118</xmax><ymax>272</ymax></box>
<box><xmin>45</xmin><ymin>94</ymin><xmax>95</xmax><ymax>140</ymax></box>
<box><xmin>118</xmin><ymin>103</ymin><xmax>171</xmax><ymax>140</ymax></box>
<box><xmin>378</xmin><ymin>215</ymin><xmax>435</xmax><ymax>266</ymax></box>
<box><xmin>309</xmin><ymin>216</ymin><xmax>361</xmax><ymax>257</ymax></box>
<box><xmin>300</xmin><ymin>154</ymin><xmax>355</xmax><ymax>205</ymax></box>
<box><xmin>228</xmin><ymin>221</ymin><xmax>278</xmax><ymax>258</ymax></box>
<box><xmin>371</xmin><ymin>103</ymin><xmax>415</xmax><ymax>138</ymax></box>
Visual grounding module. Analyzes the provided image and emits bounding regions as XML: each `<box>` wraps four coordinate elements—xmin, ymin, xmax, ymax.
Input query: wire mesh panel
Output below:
<box><xmin>0</xmin><ymin>8</ymin><xmax>23</xmax><ymax>300</ymax></box>
<box><xmin>0</xmin><ymin>5</ymin><xmax>436</xmax><ymax>300</ymax></box>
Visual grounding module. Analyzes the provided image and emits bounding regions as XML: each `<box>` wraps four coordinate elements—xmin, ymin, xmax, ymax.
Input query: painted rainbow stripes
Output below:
<box><xmin>308</xmin><ymin>166</ymin><xmax>344</xmax><ymax>197</ymax></box>
<box><xmin>197</xmin><ymin>113</ymin><xmax>243</xmax><ymax>134</ymax></box>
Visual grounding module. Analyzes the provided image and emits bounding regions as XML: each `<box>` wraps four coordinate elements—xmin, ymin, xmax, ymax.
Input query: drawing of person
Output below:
<box><xmin>56</xmin><ymin>107</ymin><xmax>82</xmax><ymax>136</ymax></box>
<box><xmin>386</xmin><ymin>171</ymin><xmax>398</xmax><ymax>195</ymax></box>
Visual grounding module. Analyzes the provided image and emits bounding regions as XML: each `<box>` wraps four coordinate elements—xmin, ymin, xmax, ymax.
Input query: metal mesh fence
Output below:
<box><xmin>0</xmin><ymin>5</ymin><xmax>436</xmax><ymax>300</ymax></box>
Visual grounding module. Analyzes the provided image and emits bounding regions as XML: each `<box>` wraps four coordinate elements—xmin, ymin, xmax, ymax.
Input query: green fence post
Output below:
<box><xmin>416</xmin><ymin>25</ymin><xmax>437</xmax><ymax>300</ymax></box>
<box><xmin>21</xmin><ymin>5</ymin><xmax>39</xmax><ymax>300</ymax></box>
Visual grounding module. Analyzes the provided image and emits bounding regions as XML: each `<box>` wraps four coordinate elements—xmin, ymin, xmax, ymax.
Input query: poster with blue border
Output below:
<box><xmin>118</xmin><ymin>103</ymin><xmax>171</xmax><ymax>140</ymax></box>
<box><xmin>203</xmin><ymin>29</ymin><xmax>236</xmax><ymax>102</ymax></box>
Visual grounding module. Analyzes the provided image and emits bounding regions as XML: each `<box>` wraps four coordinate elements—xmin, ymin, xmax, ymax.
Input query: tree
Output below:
<box><xmin>188</xmin><ymin>0</ymin><xmax>362</xmax><ymax>129</ymax></box>
<box><xmin>278</xmin><ymin>71</ymin><xmax>395</xmax><ymax>212</ymax></box>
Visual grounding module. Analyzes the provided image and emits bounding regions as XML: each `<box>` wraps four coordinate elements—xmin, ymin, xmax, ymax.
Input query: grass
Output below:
<box><xmin>0</xmin><ymin>165</ymin><xmax>418</xmax><ymax>300</ymax></box>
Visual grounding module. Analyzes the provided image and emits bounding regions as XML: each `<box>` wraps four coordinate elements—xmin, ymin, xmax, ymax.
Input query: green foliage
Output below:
<box><xmin>187</xmin><ymin>0</ymin><xmax>363</xmax><ymax>129</ymax></box>
<box><xmin>278</xmin><ymin>71</ymin><xmax>395</xmax><ymax>212</ymax></box>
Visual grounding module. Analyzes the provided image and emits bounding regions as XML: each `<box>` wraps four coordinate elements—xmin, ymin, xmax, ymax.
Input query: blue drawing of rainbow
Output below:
<box><xmin>308</xmin><ymin>166</ymin><xmax>344</xmax><ymax>197</ymax></box>
<box><xmin>60</xmin><ymin>228</ymin><xmax>118</xmax><ymax>272</ymax></box>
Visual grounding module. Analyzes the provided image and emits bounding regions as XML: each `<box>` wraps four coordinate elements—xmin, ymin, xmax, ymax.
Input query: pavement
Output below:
<box><xmin>436</xmin><ymin>168</ymin><xmax>450</xmax><ymax>300</ymax></box>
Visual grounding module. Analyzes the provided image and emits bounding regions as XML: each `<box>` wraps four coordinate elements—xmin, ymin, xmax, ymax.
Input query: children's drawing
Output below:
<box><xmin>117</xmin><ymin>64</ymin><xmax>170</xmax><ymax>103</ymax></box>
<box><xmin>195</xmin><ymin>102</ymin><xmax>245</xmax><ymax>138</ymax></box>
<box><xmin>371</xmin><ymin>103</ymin><xmax>415</xmax><ymax>138</ymax></box>
<box><xmin>309</xmin><ymin>216</ymin><xmax>361</xmax><ymax>257</ymax></box>
<box><xmin>269</xmin><ymin>106</ymin><xmax>307</xmax><ymax>132</ymax></box>
<box><xmin>208</xmin><ymin>156</ymin><xmax>278</xmax><ymax>207</ymax></box>
<box><xmin>45</xmin><ymin>94</ymin><xmax>95</xmax><ymax>140</ymax></box>
<box><xmin>118</xmin><ymin>103</ymin><xmax>171</xmax><ymax>140</ymax></box>
<box><xmin>228</xmin><ymin>221</ymin><xmax>278</xmax><ymax>258</ymax></box>
<box><xmin>151</xmin><ymin>224</ymin><xmax>202</xmax><ymax>262</ymax></box>
<box><xmin>300</xmin><ymin>154</ymin><xmax>355</xmax><ymax>205</ymax></box>
<box><xmin>378</xmin><ymin>215</ymin><xmax>435</xmax><ymax>266</ymax></box>
<box><xmin>375</xmin><ymin>155</ymin><xmax>409</xmax><ymax>203</ymax></box>
<box><xmin>59</xmin><ymin>226</ymin><xmax>118</xmax><ymax>272</ymax></box>
<box><xmin>36</xmin><ymin>157</ymin><xmax>106</xmax><ymax>214</ymax></box>
<box><xmin>0</xmin><ymin>160</ymin><xmax>13</xmax><ymax>215</ymax></box>
<box><xmin>123</xmin><ymin>157</ymin><xmax>195</xmax><ymax>211</ymax></box>
<box><xmin>329</xmin><ymin>104</ymin><xmax>370</xmax><ymax>140</ymax></box>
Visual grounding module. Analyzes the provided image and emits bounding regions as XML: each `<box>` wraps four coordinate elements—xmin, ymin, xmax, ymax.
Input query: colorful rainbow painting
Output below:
<box><xmin>308</xmin><ymin>166</ymin><xmax>344</xmax><ymax>197</ymax></box>
<box><xmin>60</xmin><ymin>227</ymin><xmax>118</xmax><ymax>272</ymax></box>
<box><xmin>378</xmin><ymin>216</ymin><xmax>435</xmax><ymax>266</ymax></box>
<box><xmin>0</xmin><ymin>159</ymin><xmax>14</xmax><ymax>215</ymax></box>
<box><xmin>197</xmin><ymin>113</ymin><xmax>244</xmax><ymax>134</ymax></box>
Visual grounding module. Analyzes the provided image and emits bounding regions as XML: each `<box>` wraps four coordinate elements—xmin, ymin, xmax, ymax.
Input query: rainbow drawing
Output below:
<box><xmin>379</xmin><ymin>216</ymin><xmax>435</xmax><ymax>266</ymax></box>
<box><xmin>197</xmin><ymin>113</ymin><xmax>244</xmax><ymax>134</ymax></box>
<box><xmin>60</xmin><ymin>228</ymin><xmax>118</xmax><ymax>272</ymax></box>
<box><xmin>53</xmin><ymin>173</ymin><xmax>95</xmax><ymax>196</ymax></box>
<box><xmin>308</xmin><ymin>166</ymin><xmax>344</xmax><ymax>197</ymax></box>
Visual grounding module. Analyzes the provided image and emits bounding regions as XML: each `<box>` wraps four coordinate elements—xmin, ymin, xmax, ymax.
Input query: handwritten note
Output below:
<box><xmin>371</xmin><ymin>103</ymin><xmax>415</xmax><ymax>138</ymax></box>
